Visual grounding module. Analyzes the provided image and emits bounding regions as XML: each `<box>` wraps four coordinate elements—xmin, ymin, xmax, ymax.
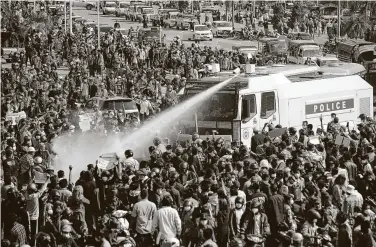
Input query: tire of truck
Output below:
<box><xmin>86</xmin><ymin>4</ymin><xmax>92</xmax><ymax>10</ymax></box>
<box><xmin>181</xmin><ymin>24</ymin><xmax>184</xmax><ymax>30</ymax></box>
<box><xmin>176</xmin><ymin>25</ymin><xmax>179</xmax><ymax>30</ymax></box>
<box><xmin>116</xmin><ymin>12</ymin><xmax>119</xmax><ymax>17</ymax></box>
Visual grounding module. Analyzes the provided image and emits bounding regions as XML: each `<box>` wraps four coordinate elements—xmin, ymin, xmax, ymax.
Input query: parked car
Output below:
<box><xmin>103</xmin><ymin>1</ymin><xmax>117</xmax><ymax>15</ymax></box>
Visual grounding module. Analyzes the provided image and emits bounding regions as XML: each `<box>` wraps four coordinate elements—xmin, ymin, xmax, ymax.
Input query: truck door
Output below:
<box><xmin>240</xmin><ymin>94</ymin><xmax>257</xmax><ymax>147</ymax></box>
<box><xmin>288</xmin><ymin>98</ymin><xmax>302</xmax><ymax>128</ymax></box>
<box><xmin>259</xmin><ymin>91</ymin><xmax>279</xmax><ymax>131</ymax></box>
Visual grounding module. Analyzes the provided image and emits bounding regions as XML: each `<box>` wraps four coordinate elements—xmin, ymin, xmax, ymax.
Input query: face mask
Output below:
<box><xmin>251</xmin><ymin>208</ymin><xmax>259</xmax><ymax>214</ymax></box>
<box><xmin>48</xmin><ymin>209</ymin><xmax>53</xmax><ymax>215</ymax></box>
<box><xmin>102</xmin><ymin>177</ymin><xmax>108</xmax><ymax>182</ymax></box>
<box><xmin>12</xmin><ymin>146</ymin><xmax>16</xmax><ymax>151</ymax></box>
<box><xmin>200</xmin><ymin>220</ymin><xmax>208</xmax><ymax>226</ymax></box>
<box><xmin>294</xmin><ymin>173</ymin><xmax>300</xmax><ymax>178</ymax></box>
<box><xmin>235</xmin><ymin>203</ymin><xmax>243</xmax><ymax>209</ymax></box>
<box><xmin>184</xmin><ymin>206</ymin><xmax>191</xmax><ymax>211</ymax></box>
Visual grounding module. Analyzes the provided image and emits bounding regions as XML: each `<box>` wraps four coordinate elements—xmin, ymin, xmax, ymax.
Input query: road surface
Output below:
<box><xmin>72</xmin><ymin>6</ymin><xmax>329</xmax><ymax>49</ymax></box>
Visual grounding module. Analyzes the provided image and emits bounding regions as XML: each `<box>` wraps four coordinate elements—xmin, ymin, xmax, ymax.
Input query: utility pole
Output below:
<box><xmin>64</xmin><ymin>0</ymin><xmax>67</xmax><ymax>33</ymax></box>
<box><xmin>97</xmin><ymin>0</ymin><xmax>100</xmax><ymax>49</ymax></box>
<box><xmin>338</xmin><ymin>0</ymin><xmax>341</xmax><ymax>40</ymax></box>
<box><xmin>232</xmin><ymin>0</ymin><xmax>234</xmax><ymax>29</ymax></box>
<box><xmin>69</xmin><ymin>0</ymin><xmax>72</xmax><ymax>34</ymax></box>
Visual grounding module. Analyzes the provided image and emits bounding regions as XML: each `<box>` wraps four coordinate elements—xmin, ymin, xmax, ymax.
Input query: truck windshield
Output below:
<box><xmin>106</xmin><ymin>3</ymin><xmax>116</xmax><ymax>7</ymax></box>
<box><xmin>216</xmin><ymin>22</ymin><xmax>232</xmax><ymax>27</ymax></box>
<box><xmin>189</xmin><ymin>93</ymin><xmax>236</xmax><ymax>121</ymax></box>
<box><xmin>195</xmin><ymin>25</ymin><xmax>209</xmax><ymax>31</ymax></box>
<box><xmin>143</xmin><ymin>8</ymin><xmax>154</xmax><ymax>14</ymax></box>
<box><xmin>303</xmin><ymin>49</ymin><xmax>321</xmax><ymax>57</ymax></box>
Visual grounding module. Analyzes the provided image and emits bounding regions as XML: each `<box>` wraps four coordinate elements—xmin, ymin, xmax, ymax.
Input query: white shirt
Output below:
<box><xmin>140</xmin><ymin>100</ymin><xmax>152</xmax><ymax>115</ymax></box>
<box><xmin>152</xmin><ymin>206</ymin><xmax>181</xmax><ymax>240</ymax></box>
<box><xmin>124</xmin><ymin>157</ymin><xmax>140</xmax><ymax>171</ymax></box>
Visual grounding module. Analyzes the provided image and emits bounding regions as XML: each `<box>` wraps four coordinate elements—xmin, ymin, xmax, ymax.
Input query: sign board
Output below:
<box><xmin>6</xmin><ymin>111</ymin><xmax>26</xmax><ymax>125</ymax></box>
<box><xmin>97</xmin><ymin>153</ymin><xmax>118</xmax><ymax>170</ymax></box>
<box><xmin>34</xmin><ymin>171</ymin><xmax>48</xmax><ymax>184</ymax></box>
<box><xmin>308</xmin><ymin>136</ymin><xmax>321</xmax><ymax>145</ymax></box>
<box><xmin>335</xmin><ymin>135</ymin><xmax>351</xmax><ymax>148</ymax></box>
<box><xmin>305</xmin><ymin>99</ymin><xmax>354</xmax><ymax>115</ymax></box>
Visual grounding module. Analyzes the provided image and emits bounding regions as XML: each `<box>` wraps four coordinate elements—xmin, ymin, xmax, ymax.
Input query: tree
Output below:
<box><xmin>178</xmin><ymin>0</ymin><xmax>189</xmax><ymax>13</ymax></box>
<box><xmin>224</xmin><ymin>0</ymin><xmax>232</xmax><ymax>21</ymax></box>
<box><xmin>288</xmin><ymin>2</ymin><xmax>305</xmax><ymax>29</ymax></box>
<box><xmin>342</xmin><ymin>15</ymin><xmax>369</xmax><ymax>39</ymax></box>
<box><xmin>271</xmin><ymin>4</ymin><xmax>285</xmax><ymax>30</ymax></box>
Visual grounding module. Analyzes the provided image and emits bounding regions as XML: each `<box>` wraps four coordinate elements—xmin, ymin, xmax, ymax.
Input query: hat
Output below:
<box><xmin>61</xmin><ymin>224</ymin><xmax>72</xmax><ymax>233</ymax></box>
<box><xmin>250</xmin><ymin>200</ymin><xmax>261</xmax><ymax>208</ymax></box>
<box><xmin>346</xmin><ymin>185</ymin><xmax>356</xmax><ymax>195</ymax></box>
<box><xmin>28</xmin><ymin>147</ymin><xmax>36</xmax><ymax>152</ymax></box>
<box><xmin>260</xmin><ymin>160</ymin><xmax>269</xmax><ymax>169</ymax></box>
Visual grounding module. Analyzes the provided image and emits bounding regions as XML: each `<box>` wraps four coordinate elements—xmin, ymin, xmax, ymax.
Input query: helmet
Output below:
<box><xmin>124</xmin><ymin>149</ymin><xmax>133</xmax><ymax>157</ymax></box>
<box><xmin>307</xmin><ymin>209</ymin><xmax>321</xmax><ymax>220</ymax></box>
<box><xmin>34</xmin><ymin>156</ymin><xmax>43</xmax><ymax>164</ymax></box>
<box><xmin>292</xmin><ymin>233</ymin><xmax>303</xmax><ymax>242</ymax></box>
<box><xmin>235</xmin><ymin>196</ymin><xmax>245</xmax><ymax>205</ymax></box>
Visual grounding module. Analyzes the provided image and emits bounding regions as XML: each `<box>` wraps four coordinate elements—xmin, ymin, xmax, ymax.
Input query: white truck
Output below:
<box><xmin>186</xmin><ymin>25</ymin><xmax>213</xmax><ymax>41</ymax></box>
<box><xmin>288</xmin><ymin>40</ymin><xmax>322</xmax><ymax>64</ymax></box>
<box><xmin>179</xmin><ymin>68</ymin><xmax>373</xmax><ymax>148</ymax></box>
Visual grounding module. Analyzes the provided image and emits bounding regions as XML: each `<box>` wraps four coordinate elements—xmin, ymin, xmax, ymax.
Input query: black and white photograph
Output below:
<box><xmin>1</xmin><ymin>0</ymin><xmax>376</xmax><ymax>246</ymax></box>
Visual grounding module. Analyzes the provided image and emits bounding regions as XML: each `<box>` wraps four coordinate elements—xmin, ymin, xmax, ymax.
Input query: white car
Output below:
<box><xmin>103</xmin><ymin>2</ymin><xmax>117</xmax><ymax>15</ymax></box>
<box><xmin>115</xmin><ymin>2</ymin><xmax>129</xmax><ymax>17</ymax></box>
<box><xmin>72</xmin><ymin>0</ymin><xmax>96</xmax><ymax>10</ymax></box>
<box><xmin>211</xmin><ymin>21</ymin><xmax>232</xmax><ymax>37</ymax></box>
<box><xmin>186</xmin><ymin>25</ymin><xmax>213</xmax><ymax>41</ymax></box>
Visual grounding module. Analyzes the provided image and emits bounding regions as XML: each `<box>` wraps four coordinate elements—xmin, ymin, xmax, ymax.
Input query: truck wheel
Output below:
<box><xmin>210</xmin><ymin>38</ymin><xmax>212</xmax><ymax>41</ymax></box>
<box><xmin>103</xmin><ymin>11</ymin><xmax>106</xmax><ymax>15</ymax></box>
<box><xmin>176</xmin><ymin>25</ymin><xmax>179</xmax><ymax>30</ymax></box>
<box><xmin>86</xmin><ymin>4</ymin><xmax>92</xmax><ymax>10</ymax></box>
<box><xmin>181</xmin><ymin>24</ymin><xmax>184</xmax><ymax>30</ymax></box>
<box><xmin>116</xmin><ymin>12</ymin><xmax>119</xmax><ymax>17</ymax></box>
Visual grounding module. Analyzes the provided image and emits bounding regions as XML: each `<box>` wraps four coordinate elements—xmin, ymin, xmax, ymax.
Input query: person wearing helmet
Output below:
<box><xmin>33</xmin><ymin>156</ymin><xmax>45</xmax><ymax>172</ymax></box>
<box><xmin>240</xmin><ymin>200</ymin><xmax>270</xmax><ymax>245</ymax></box>
<box><xmin>229</xmin><ymin>196</ymin><xmax>245</xmax><ymax>240</ymax></box>
<box><xmin>123</xmin><ymin>149</ymin><xmax>139</xmax><ymax>171</ymax></box>
<box><xmin>301</xmin><ymin>209</ymin><xmax>321</xmax><ymax>246</ymax></box>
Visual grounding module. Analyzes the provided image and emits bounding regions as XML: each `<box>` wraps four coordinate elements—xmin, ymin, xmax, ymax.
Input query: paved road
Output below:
<box><xmin>72</xmin><ymin>7</ymin><xmax>257</xmax><ymax>49</ymax></box>
<box><xmin>72</xmin><ymin>6</ymin><xmax>330</xmax><ymax>48</ymax></box>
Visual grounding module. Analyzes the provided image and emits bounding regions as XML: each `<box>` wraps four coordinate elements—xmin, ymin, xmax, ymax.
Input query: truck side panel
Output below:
<box><xmin>287</xmin><ymin>98</ymin><xmax>303</xmax><ymax>127</ymax></box>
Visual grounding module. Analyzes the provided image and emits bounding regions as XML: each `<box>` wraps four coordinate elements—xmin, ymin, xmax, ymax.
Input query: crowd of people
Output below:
<box><xmin>3</xmin><ymin>1</ymin><xmax>376</xmax><ymax>247</ymax></box>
